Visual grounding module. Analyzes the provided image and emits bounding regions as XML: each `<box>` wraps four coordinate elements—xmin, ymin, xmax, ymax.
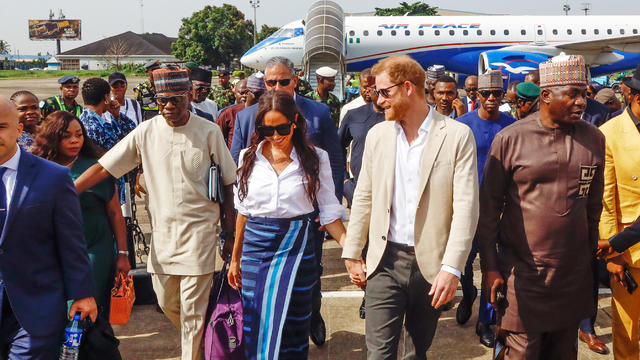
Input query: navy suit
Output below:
<box><xmin>191</xmin><ymin>106</ymin><xmax>214</xmax><ymax>122</ymax></box>
<box><xmin>610</xmin><ymin>217</ymin><xmax>640</xmax><ymax>253</ymax></box>
<box><xmin>0</xmin><ymin>152</ymin><xmax>93</xmax><ymax>356</ymax></box>
<box><xmin>583</xmin><ymin>97</ymin><xmax>610</xmax><ymax>127</ymax></box>
<box><xmin>230</xmin><ymin>94</ymin><xmax>344</xmax><ymax>199</ymax></box>
<box><xmin>461</xmin><ymin>96</ymin><xmax>478</xmax><ymax>112</ymax></box>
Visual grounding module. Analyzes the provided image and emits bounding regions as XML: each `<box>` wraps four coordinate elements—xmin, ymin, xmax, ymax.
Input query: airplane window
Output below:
<box><xmin>539</xmin><ymin>29</ymin><xmax>544</xmax><ymax>35</ymax></box>
<box><xmin>463</xmin><ymin>30</ymin><xmax>469</xmax><ymax>36</ymax></box>
<box><xmin>552</xmin><ymin>29</ymin><xmax>558</xmax><ymax>35</ymax></box>
<box><xmin>490</xmin><ymin>29</ymin><xmax>496</xmax><ymax>35</ymax></box>
<box><xmin>521</xmin><ymin>29</ymin><xmax>526</xmax><ymax>35</ymax></box>
<box><xmin>419</xmin><ymin>30</ymin><xmax>424</xmax><ymax>36</ymax></box>
<box><xmin>477</xmin><ymin>30</ymin><xmax>482</xmax><ymax>35</ymax></box>
<box><xmin>634</xmin><ymin>29</ymin><xmax>638</xmax><ymax>34</ymax></box>
<box><xmin>405</xmin><ymin>30</ymin><xmax>410</xmax><ymax>36</ymax></box>
<box><xmin>504</xmin><ymin>29</ymin><xmax>509</xmax><ymax>35</ymax></box>
<box><xmin>363</xmin><ymin>30</ymin><xmax>369</xmax><ymax>36</ymax></box>
<box><xmin>594</xmin><ymin>29</ymin><xmax>599</xmax><ymax>35</ymax></box>
<box><xmin>435</xmin><ymin>30</ymin><xmax>440</xmax><ymax>36</ymax></box>
<box><xmin>607</xmin><ymin>29</ymin><xmax>612</xmax><ymax>34</ymax></box>
<box><xmin>278</xmin><ymin>29</ymin><xmax>295</xmax><ymax>38</ymax></box>
<box><xmin>567</xmin><ymin>29</ymin><xmax>572</xmax><ymax>35</ymax></box>
<box><xmin>391</xmin><ymin>30</ymin><xmax>396</xmax><ymax>36</ymax></box>
<box><xmin>581</xmin><ymin>29</ymin><xmax>586</xmax><ymax>35</ymax></box>
<box><xmin>377</xmin><ymin>30</ymin><xmax>383</xmax><ymax>36</ymax></box>
<box><xmin>620</xmin><ymin>29</ymin><xmax>625</xmax><ymax>35</ymax></box>
<box><xmin>449</xmin><ymin>30</ymin><xmax>455</xmax><ymax>35</ymax></box>
<box><xmin>349</xmin><ymin>30</ymin><xmax>355</xmax><ymax>36</ymax></box>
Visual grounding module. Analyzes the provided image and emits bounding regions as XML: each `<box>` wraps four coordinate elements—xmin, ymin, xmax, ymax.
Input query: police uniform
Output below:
<box><xmin>295</xmin><ymin>77</ymin><xmax>313</xmax><ymax>97</ymax></box>
<box><xmin>209</xmin><ymin>70</ymin><xmax>235</xmax><ymax>109</ymax></box>
<box><xmin>308</xmin><ymin>66</ymin><xmax>342</xmax><ymax>127</ymax></box>
<box><xmin>40</xmin><ymin>75</ymin><xmax>83</xmax><ymax>119</ymax></box>
<box><xmin>134</xmin><ymin>60</ymin><xmax>160</xmax><ymax>121</ymax></box>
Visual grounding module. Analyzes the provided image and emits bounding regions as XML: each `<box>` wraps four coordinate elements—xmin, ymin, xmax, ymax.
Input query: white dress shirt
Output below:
<box><xmin>235</xmin><ymin>141</ymin><xmax>346</xmax><ymax>225</ymax></box>
<box><xmin>387</xmin><ymin>111</ymin><xmax>461</xmax><ymax>277</ymax></box>
<box><xmin>1</xmin><ymin>146</ymin><xmax>21</xmax><ymax>210</ymax></box>
<box><xmin>466</xmin><ymin>97</ymin><xmax>476</xmax><ymax>112</ymax></box>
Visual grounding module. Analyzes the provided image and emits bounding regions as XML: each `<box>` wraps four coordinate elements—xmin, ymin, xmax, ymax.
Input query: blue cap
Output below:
<box><xmin>58</xmin><ymin>75</ymin><xmax>80</xmax><ymax>84</ymax></box>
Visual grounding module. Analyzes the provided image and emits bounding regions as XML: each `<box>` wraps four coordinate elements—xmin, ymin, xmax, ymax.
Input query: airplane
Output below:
<box><xmin>240</xmin><ymin>15</ymin><xmax>640</xmax><ymax>82</ymax></box>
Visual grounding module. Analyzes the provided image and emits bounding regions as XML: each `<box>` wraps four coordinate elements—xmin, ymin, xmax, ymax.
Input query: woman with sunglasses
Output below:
<box><xmin>228</xmin><ymin>90</ymin><xmax>346</xmax><ymax>359</ymax></box>
<box><xmin>32</xmin><ymin>111</ymin><xmax>130</xmax><ymax>319</ymax></box>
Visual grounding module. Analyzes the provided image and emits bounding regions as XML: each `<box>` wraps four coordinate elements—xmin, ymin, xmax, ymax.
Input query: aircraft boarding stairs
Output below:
<box><xmin>303</xmin><ymin>0</ymin><xmax>345</xmax><ymax>100</ymax></box>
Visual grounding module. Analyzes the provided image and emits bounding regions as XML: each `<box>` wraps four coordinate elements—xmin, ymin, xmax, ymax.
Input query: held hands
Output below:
<box><xmin>483</xmin><ymin>270</ymin><xmax>505</xmax><ymax>308</ymax></box>
<box><xmin>345</xmin><ymin>259</ymin><xmax>367</xmax><ymax>287</ymax></box>
<box><xmin>428</xmin><ymin>270</ymin><xmax>459</xmax><ymax>309</ymax></box>
<box><xmin>228</xmin><ymin>260</ymin><xmax>242</xmax><ymax>290</ymax></box>
<box><xmin>69</xmin><ymin>297</ymin><xmax>98</xmax><ymax>323</ymax></box>
<box><xmin>116</xmin><ymin>254</ymin><xmax>131</xmax><ymax>275</ymax></box>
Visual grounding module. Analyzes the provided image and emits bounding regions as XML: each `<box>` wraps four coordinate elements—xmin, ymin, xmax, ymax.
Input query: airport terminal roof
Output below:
<box><xmin>60</xmin><ymin>31</ymin><xmax>177</xmax><ymax>56</ymax></box>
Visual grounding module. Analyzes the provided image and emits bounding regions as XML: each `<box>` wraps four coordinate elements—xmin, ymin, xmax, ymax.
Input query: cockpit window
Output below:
<box><xmin>268</xmin><ymin>27</ymin><xmax>303</xmax><ymax>39</ymax></box>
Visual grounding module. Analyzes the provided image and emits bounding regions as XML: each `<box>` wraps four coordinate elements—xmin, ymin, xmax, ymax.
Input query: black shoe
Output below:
<box><xmin>359</xmin><ymin>297</ymin><xmax>366</xmax><ymax>319</ymax></box>
<box><xmin>456</xmin><ymin>286</ymin><xmax>477</xmax><ymax>325</ymax></box>
<box><xmin>476</xmin><ymin>322</ymin><xmax>495</xmax><ymax>348</ymax></box>
<box><xmin>440</xmin><ymin>300</ymin><xmax>454</xmax><ymax>311</ymax></box>
<box><xmin>310</xmin><ymin>312</ymin><xmax>326</xmax><ymax>346</ymax></box>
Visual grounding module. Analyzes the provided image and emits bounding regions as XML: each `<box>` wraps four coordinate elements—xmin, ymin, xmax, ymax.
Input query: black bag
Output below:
<box><xmin>79</xmin><ymin>316</ymin><xmax>122</xmax><ymax>360</ymax></box>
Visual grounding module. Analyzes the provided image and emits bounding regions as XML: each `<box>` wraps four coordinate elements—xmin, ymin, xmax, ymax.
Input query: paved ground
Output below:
<box><xmin>0</xmin><ymin>77</ymin><xmax>617</xmax><ymax>359</ymax></box>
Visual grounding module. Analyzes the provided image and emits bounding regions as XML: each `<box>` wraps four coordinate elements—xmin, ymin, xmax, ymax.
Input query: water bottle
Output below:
<box><xmin>59</xmin><ymin>313</ymin><xmax>83</xmax><ymax>360</ymax></box>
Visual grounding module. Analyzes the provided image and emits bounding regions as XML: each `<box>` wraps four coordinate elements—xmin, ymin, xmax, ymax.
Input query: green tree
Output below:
<box><xmin>0</xmin><ymin>40</ymin><xmax>10</xmax><ymax>54</ymax></box>
<box><xmin>172</xmin><ymin>4</ymin><xmax>253</xmax><ymax>67</ymax></box>
<box><xmin>256</xmin><ymin>25</ymin><xmax>280</xmax><ymax>44</ymax></box>
<box><xmin>374</xmin><ymin>1</ymin><xmax>438</xmax><ymax>16</ymax></box>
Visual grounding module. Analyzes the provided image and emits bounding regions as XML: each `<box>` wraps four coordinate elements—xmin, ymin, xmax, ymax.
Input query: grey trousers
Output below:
<box><xmin>365</xmin><ymin>242</ymin><xmax>441</xmax><ymax>360</ymax></box>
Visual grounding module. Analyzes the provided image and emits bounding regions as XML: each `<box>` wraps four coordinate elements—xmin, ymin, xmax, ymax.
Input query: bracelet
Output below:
<box><xmin>118</xmin><ymin>250</ymin><xmax>129</xmax><ymax>256</ymax></box>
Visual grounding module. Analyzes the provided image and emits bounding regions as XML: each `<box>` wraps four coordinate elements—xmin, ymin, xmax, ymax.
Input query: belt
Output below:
<box><xmin>387</xmin><ymin>241</ymin><xmax>415</xmax><ymax>255</ymax></box>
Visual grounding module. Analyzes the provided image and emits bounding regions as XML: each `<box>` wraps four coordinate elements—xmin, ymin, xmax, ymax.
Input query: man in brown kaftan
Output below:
<box><xmin>478</xmin><ymin>55</ymin><xmax>605</xmax><ymax>360</ymax></box>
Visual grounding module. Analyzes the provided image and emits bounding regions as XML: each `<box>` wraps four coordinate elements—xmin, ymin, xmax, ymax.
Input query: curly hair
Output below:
<box><xmin>32</xmin><ymin>110</ymin><xmax>101</xmax><ymax>161</ymax></box>
<box><xmin>81</xmin><ymin>77</ymin><xmax>110</xmax><ymax>106</ymax></box>
<box><xmin>237</xmin><ymin>90</ymin><xmax>320</xmax><ymax>204</ymax></box>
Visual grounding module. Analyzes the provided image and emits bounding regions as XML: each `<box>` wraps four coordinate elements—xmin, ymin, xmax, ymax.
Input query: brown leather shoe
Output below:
<box><xmin>578</xmin><ymin>329</ymin><xmax>609</xmax><ymax>355</ymax></box>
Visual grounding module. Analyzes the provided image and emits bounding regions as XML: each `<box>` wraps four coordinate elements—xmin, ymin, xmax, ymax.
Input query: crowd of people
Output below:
<box><xmin>0</xmin><ymin>51</ymin><xmax>639</xmax><ymax>360</ymax></box>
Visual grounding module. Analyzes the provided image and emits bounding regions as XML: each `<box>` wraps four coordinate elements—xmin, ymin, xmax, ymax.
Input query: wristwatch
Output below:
<box><xmin>118</xmin><ymin>250</ymin><xmax>129</xmax><ymax>256</ymax></box>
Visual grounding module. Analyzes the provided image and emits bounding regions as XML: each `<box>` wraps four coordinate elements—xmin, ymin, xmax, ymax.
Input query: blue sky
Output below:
<box><xmin>2</xmin><ymin>0</ymin><xmax>639</xmax><ymax>55</ymax></box>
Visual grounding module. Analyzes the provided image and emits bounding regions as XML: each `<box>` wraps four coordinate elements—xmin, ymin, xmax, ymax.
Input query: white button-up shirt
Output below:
<box><xmin>235</xmin><ymin>141</ymin><xmax>346</xmax><ymax>225</ymax></box>
<box><xmin>1</xmin><ymin>146</ymin><xmax>20</xmax><ymax>210</ymax></box>
<box><xmin>387</xmin><ymin>110</ymin><xmax>460</xmax><ymax>277</ymax></box>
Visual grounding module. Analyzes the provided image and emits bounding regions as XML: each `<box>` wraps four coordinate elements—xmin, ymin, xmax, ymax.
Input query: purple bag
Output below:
<box><xmin>204</xmin><ymin>262</ymin><xmax>245</xmax><ymax>360</ymax></box>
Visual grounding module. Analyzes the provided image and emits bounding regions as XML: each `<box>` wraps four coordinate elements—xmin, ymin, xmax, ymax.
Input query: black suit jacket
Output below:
<box><xmin>583</xmin><ymin>98</ymin><xmax>610</xmax><ymax>127</ymax></box>
<box><xmin>610</xmin><ymin>217</ymin><xmax>640</xmax><ymax>253</ymax></box>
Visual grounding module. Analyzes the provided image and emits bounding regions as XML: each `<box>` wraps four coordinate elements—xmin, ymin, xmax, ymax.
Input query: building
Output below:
<box><xmin>56</xmin><ymin>31</ymin><xmax>177</xmax><ymax>70</ymax></box>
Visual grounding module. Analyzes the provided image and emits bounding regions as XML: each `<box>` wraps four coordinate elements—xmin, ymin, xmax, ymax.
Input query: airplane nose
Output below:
<box><xmin>241</xmin><ymin>51</ymin><xmax>261</xmax><ymax>69</ymax></box>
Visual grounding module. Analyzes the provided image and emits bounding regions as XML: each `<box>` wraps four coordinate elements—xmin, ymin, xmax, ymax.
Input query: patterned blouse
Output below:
<box><xmin>18</xmin><ymin>132</ymin><xmax>35</xmax><ymax>152</ymax></box>
<box><xmin>80</xmin><ymin>108</ymin><xmax>136</xmax><ymax>150</ymax></box>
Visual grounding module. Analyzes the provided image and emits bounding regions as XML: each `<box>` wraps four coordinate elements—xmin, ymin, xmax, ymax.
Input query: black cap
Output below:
<box><xmin>190</xmin><ymin>67</ymin><xmax>212</xmax><ymax>83</ymax></box>
<box><xmin>218</xmin><ymin>69</ymin><xmax>230</xmax><ymax>76</ymax></box>
<box><xmin>108</xmin><ymin>72</ymin><xmax>127</xmax><ymax>86</ymax></box>
<box><xmin>58</xmin><ymin>75</ymin><xmax>80</xmax><ymax>84</ymax></box>
<box><xmin>622</xmin><ymin>65</ymin><xmax>640</xmax><ymax>91</ymax></box>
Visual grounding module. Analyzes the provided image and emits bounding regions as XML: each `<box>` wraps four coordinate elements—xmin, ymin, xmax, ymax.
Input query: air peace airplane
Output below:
<box><xmin>240</xmin><ymin>16</ymin><xmax>640</xmax><ymax>81</ymax></box>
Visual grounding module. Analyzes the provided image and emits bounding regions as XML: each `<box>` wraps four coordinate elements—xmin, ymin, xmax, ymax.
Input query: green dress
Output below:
<box><xmin>70</xmin><ymin>155</ymin><xmax>116</xmax><ymax>311</ymax></box>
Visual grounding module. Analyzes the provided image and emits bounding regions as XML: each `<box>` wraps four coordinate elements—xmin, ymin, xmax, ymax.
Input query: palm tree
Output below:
<box><xmin>0</xmin><ymin>40</ymin><xmax>10</xmax><ymax>55</ymax></box>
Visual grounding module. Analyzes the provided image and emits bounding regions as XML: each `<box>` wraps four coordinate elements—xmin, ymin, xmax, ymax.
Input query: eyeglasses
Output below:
<box><xmin>478</xmin><ymin>89</ymin><xmax>504</xmax><ymax>98</ymax></box>
<box><xmin>374</xmin><ymin>82</ymin><xmax>404</xmax><ymax>98</ymax></box>
<box><xmin>195</xmin><ymin>86</ymin><xmax>211</xmax><ymax>93</ymax></box>
<box><xmin>154</xmin><ymin>93</ymin><xmax>189</xmax><ymax>106</ymax></box>
<box><xmin>257</xmin><ymin>122</ymin><xmax>293</xmax><ymax>137</ymax></box>
<box><xmin>238</xmin><ymin>89</ymin><xmax>250</xmax><ymax>95</ymax></box>
<box><xmin>465</xmin><ymin>87</ymin><xmax>478</xmax><ymax>92</ymax></box>
<box><xmin>264</xmin><ymin>79</ymin><xmax>292</xmax><ymax>87</ymax></box>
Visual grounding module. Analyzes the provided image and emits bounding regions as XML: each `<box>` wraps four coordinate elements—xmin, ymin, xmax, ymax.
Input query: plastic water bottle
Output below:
<box><xmin>59</xmin><ymin>313</ymin><xmax>83</xmax><ymax>360</ymax></box>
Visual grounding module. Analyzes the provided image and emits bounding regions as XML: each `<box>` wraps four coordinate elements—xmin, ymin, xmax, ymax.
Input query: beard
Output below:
<box><xmin>384</xmin><ymin>96</ymin><xmax>410</xmax><ymax>121</ymax></box>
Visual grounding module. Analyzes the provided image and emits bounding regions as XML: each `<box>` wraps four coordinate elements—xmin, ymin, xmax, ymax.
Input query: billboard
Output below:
<box><xmin>29</xmin><ymin>20</ymin><xmax>81</xmax><ymax>40</ymax></box>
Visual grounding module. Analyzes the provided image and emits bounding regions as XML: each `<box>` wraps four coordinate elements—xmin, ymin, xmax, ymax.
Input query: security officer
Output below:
<box><xmin>209</xmin><ymin>69</ymin><xmax>236</xmax><ymax>109</ymax></box>
<box><xmin>134</xmin><ymin>60</ymin><xmax>160</xmax><ymax>121</ymax></box>
<box><xmin>40</xmin><ymin>75</ymin><xmax>83</xmax><ymax>119</ymax></box>
<box><xmin>295</xmin><ymin>69</ymin><xmax>313</xmax><ymax>97</ymax></box>
<box><xmin>514</xmin><ymin>81</ymin><xmax>540</xmax><ymax>120</ymax></box>
<box><xmin>307</xmin><ymin>66</ymin><xmax>341</xmax><ymax>127</ymax></box>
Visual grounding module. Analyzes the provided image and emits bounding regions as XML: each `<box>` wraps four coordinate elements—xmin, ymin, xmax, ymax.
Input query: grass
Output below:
<box><xmin>0</xmin><ymin>70</ymin><xmax>145</xmax><ymax>80</ymax></box>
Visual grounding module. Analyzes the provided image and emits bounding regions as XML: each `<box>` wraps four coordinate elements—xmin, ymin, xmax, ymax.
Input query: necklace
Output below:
<box><xmin>59</xmin><ymin>155</ymin><xmax>79</xmax><ymax>168</ymax></box>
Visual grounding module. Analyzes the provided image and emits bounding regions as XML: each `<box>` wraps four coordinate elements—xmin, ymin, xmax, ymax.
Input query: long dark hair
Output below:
<box><xmin>32</xmin><ymin>110</ymin><xmax>101</xmax><ymax>161</ymax></box>
<box><xmin>237</xmin><ymin>90</ymin><xmax>320</xmax><ymax>204</ymax></box>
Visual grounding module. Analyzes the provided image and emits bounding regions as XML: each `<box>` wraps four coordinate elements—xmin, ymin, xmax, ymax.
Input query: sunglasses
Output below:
<box><xmin>248</xmin><ymin>89</ymin><xmax>264</xmax><ymax>97</ymax></box>
<box><xmin>257</xmin><ymin>122</ymin><xmax>293</xmax><ymax>137</ymax></box>
<box><xmin>465</xmin><ymin>87</ymin><xmax>478</xmax><ymax>92</ymax></box>
<box><xmin>154</xmin><ymin>93</ymin><xmax>189</xmax><ymax>106</ymax></box>
<box><xmin>264</xmin><ymin>79</ymin><xmax>292</xmax><ymax>87</ymax></box>
<box><xmin>374</xmin><ymin>82</ymin><xmax>403</xmax><ymax>98</ymax></box>
<box><xmin>479</xmin><ymin>89</ymin><xmax>504</xmax><ymax>98</ymax></box>
<box><xmin>195</xmin><ymin>86</ymin><xmax>211</xmax><ymax>93</ymax></box>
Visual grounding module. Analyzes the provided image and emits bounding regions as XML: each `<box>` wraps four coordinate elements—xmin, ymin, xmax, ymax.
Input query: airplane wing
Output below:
<box><xmin>554</xmin><ymin>35</ymin><xmax>640</xmax><ymax>53</ymax></box>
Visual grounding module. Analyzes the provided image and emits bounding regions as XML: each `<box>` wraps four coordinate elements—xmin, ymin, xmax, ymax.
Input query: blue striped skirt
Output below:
<box><xmin>241</xmin><ymin>213</ymin><xmax>316</xmax><ymax>360</ymax></box>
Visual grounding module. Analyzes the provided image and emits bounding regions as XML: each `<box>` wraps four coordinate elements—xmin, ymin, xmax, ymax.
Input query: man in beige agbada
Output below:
<box><xmin>75</xmin><ymin>68</ymin><xmax>237</xmax><ymax>360</ymax></box>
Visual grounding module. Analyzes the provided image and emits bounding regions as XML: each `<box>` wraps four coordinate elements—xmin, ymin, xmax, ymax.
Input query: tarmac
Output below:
<box><xmin>0</xmin><ymin>76</ymin><xmax>618</xmax><ymax>359</ymax></box>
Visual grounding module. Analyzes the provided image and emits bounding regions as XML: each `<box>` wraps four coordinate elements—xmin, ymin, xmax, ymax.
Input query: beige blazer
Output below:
<box><xmin>341</xmin><ymin>110</ymin><xmax>479</xmax><ymax>283</ymax></box>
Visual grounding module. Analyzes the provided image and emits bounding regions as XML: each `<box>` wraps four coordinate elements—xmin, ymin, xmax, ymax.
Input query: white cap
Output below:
<box><xmin>316</xmin><ymin>66</ymin><xmax>337</xmax><ymax>78</ymax></box>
